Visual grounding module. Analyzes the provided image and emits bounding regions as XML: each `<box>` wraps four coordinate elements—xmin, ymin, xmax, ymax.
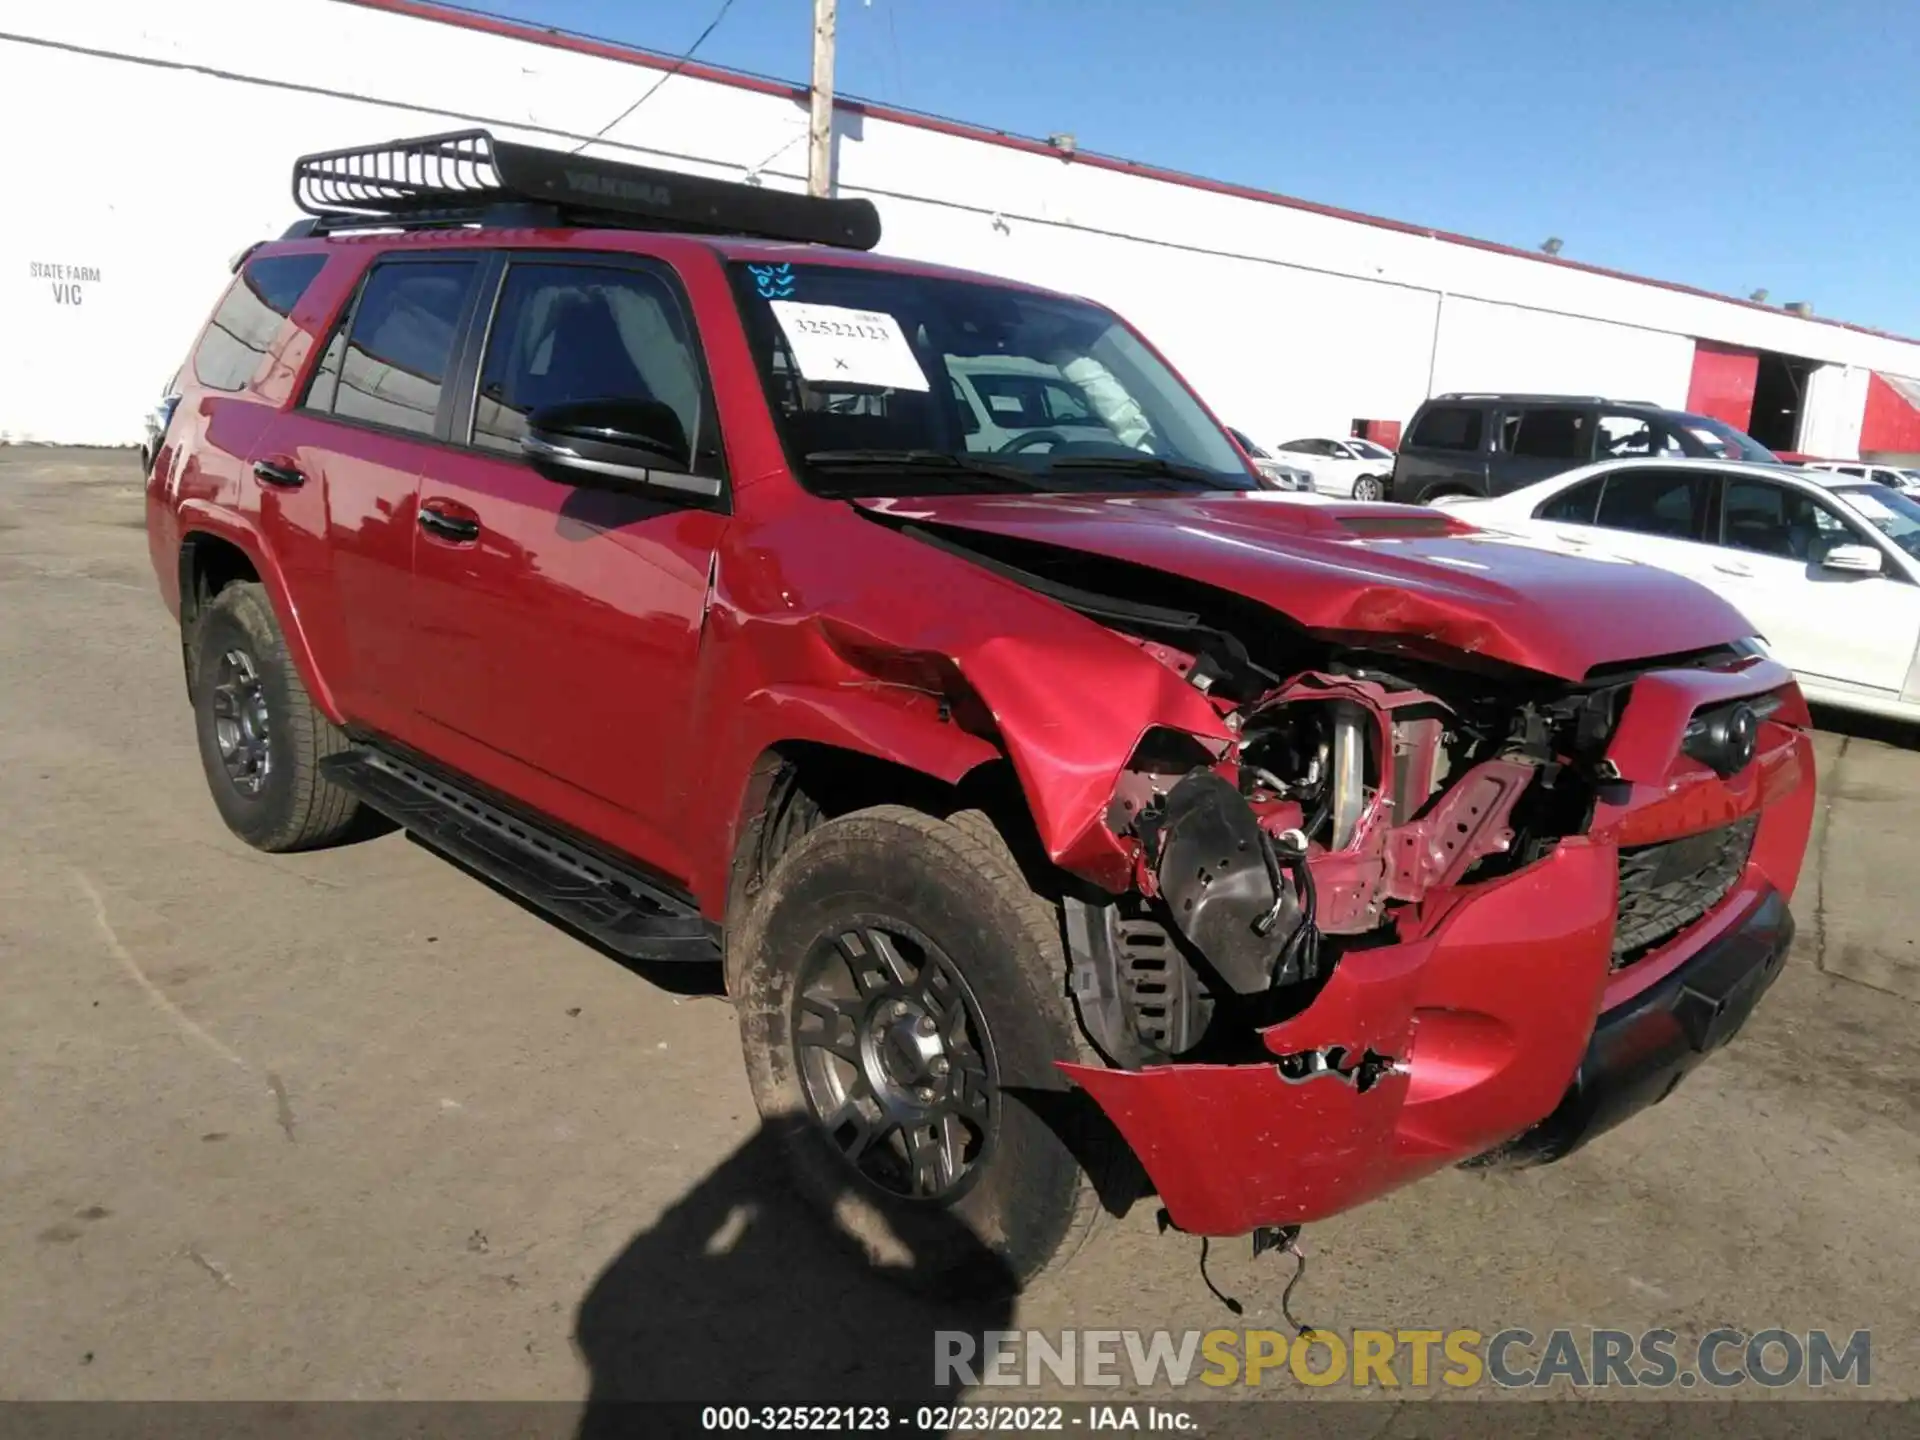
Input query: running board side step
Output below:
<box><xmin>320</xmin><ymin>747</ymin><xmax>720</xmax><ymax>964</ymax></box>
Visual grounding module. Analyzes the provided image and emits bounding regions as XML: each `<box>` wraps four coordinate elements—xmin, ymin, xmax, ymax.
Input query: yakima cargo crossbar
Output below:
<box><xmin>285</xmin><ymin>128</ymin><xmax>881</xmax><ymax>250</ymax></box>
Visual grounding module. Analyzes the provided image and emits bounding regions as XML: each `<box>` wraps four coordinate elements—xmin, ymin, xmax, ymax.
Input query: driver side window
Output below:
<box><xmin>1722</xmin><ymin>479</ymin><xmax>1863</xmax><ymax>564</ymax></box>
<box><xmin>472</xmin><ymin>260</ymin><xmax>708</xmax><ymax>469</ymax></box>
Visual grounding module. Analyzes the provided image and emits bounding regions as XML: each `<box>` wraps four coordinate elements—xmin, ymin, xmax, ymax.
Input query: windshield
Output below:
<box><xmin>1675</xmin><ymin>413</ymin><xmax>1776</xmax><ymax>463</ymax></box>
<box><xmin>1350</xmin><ymin>438</ymin><xmax>1393</xmax><ymax>460</ymax></box>
<box><xmin>728</xmin><ymin>262</ymin><xmax>1254</xmax><ymax>497</ymax></box>
<box><xmin>1833</xmin><ymin>484</ymin><xmax>1920</xmax><ymax>561</ymax></box>
<box><xmin>1228</xmin><ymin>427</ymin><xmax>1272</xmax><ymax>458</ymax></box>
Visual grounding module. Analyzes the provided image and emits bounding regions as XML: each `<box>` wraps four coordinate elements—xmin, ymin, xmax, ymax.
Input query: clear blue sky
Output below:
<box><xmin>479</xmin><ymin>0</ymin><xmax>1920</xmax><ymax>335</ymax></box>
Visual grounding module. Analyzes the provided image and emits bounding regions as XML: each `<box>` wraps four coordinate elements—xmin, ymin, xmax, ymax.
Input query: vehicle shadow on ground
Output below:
<box><xmin>571</xmin><ymin>1118</ymin><xmax>1011</xmax><ymax>1434</ymax></box>
<box><xmin>1810</xmin><ymin>703</ymin><xmax>1920</xmax><ymax>752</ymax></box>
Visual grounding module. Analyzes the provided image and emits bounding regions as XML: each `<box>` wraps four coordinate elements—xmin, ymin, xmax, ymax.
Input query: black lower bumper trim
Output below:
<box><xmin>1490</xmin><ymin>886</ymin><xmax>1794</xmax><ymax>1167</ymax></box>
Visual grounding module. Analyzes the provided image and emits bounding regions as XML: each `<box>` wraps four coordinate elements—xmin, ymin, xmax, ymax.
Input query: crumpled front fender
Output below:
<box><xmin>1060</xmin><ymin>840</ymin><xmax>1617</xmax><ymax>1235</ymax></box>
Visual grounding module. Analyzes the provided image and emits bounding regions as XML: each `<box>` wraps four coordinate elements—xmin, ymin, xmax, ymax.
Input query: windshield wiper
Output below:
<box><xmin>1042</xmin><ymin>453</ymin><xmax>1242</xmax><ymax>490</ymax></box>
<box><xmin>803</xmin><ymin>449</ymin><xmax>1048</xmax><ymax>488</ymax></box>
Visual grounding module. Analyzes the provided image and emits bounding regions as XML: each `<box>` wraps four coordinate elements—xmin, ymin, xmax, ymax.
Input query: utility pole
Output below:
<box><xmin>807</xmin><ymin>0</ymin><xmax>837</xmax><ymax>196</ymax></box>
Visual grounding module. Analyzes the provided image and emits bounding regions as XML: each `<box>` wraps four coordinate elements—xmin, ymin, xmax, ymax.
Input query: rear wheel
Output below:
<box><xmin>189</xmin><ymin>582</ymin><xmax>363</xmax><ymax>852</ymax></box>
<box><xmin>732</xmin><ymin>805</ymin><xmax>1107</xmax><ymax>1297</ymax></box>
<box><xmin>1353</xmin><ymin>474</ymin><xmax>1385</xmax><ymax>503</ymax></box>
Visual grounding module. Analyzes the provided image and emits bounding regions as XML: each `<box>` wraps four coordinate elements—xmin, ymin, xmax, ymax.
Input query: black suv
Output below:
<box><xmin>1389</xmin><ymin>393</ymin><xmax>1777</xmax><ymax>504</ymax></box>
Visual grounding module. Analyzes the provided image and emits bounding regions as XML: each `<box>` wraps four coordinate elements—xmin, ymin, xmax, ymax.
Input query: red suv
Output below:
<box><xmin>147</xmin><ymin>131</ymin><xmax>1815</xmax><ymax>1296</ymax></box>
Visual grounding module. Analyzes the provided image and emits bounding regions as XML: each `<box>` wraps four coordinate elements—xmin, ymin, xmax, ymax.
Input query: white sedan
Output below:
<box><xmin>1437</xmin><ymin>457</ymin><xmax>1920</xmax><ymax>723</ymax></box>
<box><xmin>1272</xmin><ymin>436</ymin><xmax>1396</xmax><ymax>501</ymax></box>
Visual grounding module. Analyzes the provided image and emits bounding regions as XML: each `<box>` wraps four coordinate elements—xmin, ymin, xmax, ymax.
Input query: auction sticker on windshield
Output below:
<box><xmin>770</xmin><ymin>301</ymin><xmax>930</xmax><ymax>391</ymax></box>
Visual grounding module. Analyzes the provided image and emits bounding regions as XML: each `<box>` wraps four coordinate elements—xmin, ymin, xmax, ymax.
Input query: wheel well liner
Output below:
<box><xmin>721</xmin><ymin>742</ymin><xmax>1051</xmax><ymax>993</ymax></box>
<box><xmin>178</xmin><ymin>532</ymin><xmax>261</xmax><ymax>689</ymax></box>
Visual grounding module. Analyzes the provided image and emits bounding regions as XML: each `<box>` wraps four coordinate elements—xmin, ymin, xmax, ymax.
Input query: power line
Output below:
<box><xmin>571</xmin><ymin>0</ymin><xmax>744</xmax><ymax>153</ymax></box>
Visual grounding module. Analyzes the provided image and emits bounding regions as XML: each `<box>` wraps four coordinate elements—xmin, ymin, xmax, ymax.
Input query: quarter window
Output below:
<box><xmin>473</xmin><ymin>262</ymin><xmax>705</xmax><ymax>464</ymax></box>
<box><xmin>1409</xmin><ymin>407</ymin><xmax>1484</xmax><ymax>452</ymax></box>
<box><xmin>313</xmin><ymin>260</ymin><xmax>480</xmax><ymax>437</ymax></box>
<box><xmin>1723</xmin><ymin>478</ymin><xmax>1862</xmax><ymax>563</ymax></box>
<box><xmin>194</xmin><ymin>254</ymin><xmax>327</xmax><ymax>393</ymax></box>
<box><xmin>1592</xmin><ymin>468</ymin><xmax>1714</xmax><ymax>542</ymax></box>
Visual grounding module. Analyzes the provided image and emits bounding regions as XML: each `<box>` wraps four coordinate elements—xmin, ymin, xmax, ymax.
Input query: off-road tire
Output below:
<box><xmin>190</xmin><ymin>582</ymin><xmax>362</xmax><ymax>853</ymax></box>
<box><xmin>732</xmin><ymin>805</ymin><xmax>1110</xmax><ymax>1298</ymax></box>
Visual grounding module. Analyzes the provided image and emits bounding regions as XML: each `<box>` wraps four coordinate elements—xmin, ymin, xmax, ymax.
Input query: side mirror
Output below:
<box><xmin>521</xmin><ymin>400</ymin><xmax>719</xmax><ymax>500</ymax></box>
<box><xmin>1821</xmin><ymin>543</ymin><xmax>1883</xmax><ymax>576</ymax></box>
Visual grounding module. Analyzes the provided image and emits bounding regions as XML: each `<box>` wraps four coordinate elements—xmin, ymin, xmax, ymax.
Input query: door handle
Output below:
<box><xmin>252</xmin><ymin>459</ymin><xmax>305</xmax><ymax>488</ymax></box>
<box><xmin>418</xmin><ymin>506</ymin><xmax>480</xmax><ymax>542</ymax></box>
<box><xmin>1712</xmin><ymin>562</ymin><xmax>1753</xmax><ymax>577</ymax></box>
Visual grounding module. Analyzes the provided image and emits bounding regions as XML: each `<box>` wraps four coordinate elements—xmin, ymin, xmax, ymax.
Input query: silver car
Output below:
<box><xmin>1228</xmin><ymin>428</ymin><xmax>1315</xmax><ymax>491</ymax></box>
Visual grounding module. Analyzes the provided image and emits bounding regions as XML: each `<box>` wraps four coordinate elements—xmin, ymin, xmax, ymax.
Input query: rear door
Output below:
<box><xmin>1393</xmin><ymin>404</ymin><xmax>1491</xmax><ymax>501</ymax></box>
<box><xmin>1521</xmin><ymin>465</ymin><xmax>1724</xmax><ymax>584</ymax></box>
<box><xmin>263</xmin><ymin>253</ymin><xmax>487</xmax><ymax>742</ymax></box>
<box><xmin>1491</xmin><ymin>404</ymin><xmax>1598</xmax><ymax>494</ymax></box>
<box><xmin>1713</xmin><ymin>474</ymin><xmax>1920</xmax><ymax>692</ymax></box>
<box><xmin>404</xmin><ymin>250</ymin><xmax>730</xmax><ymax>884</ymax></box>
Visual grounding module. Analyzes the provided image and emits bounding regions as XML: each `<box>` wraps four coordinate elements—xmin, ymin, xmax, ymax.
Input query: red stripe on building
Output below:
<box><xmin>1861</xmin><ymin>373</ymin><xmax>1920</xmax><ymax>457</ymax></box>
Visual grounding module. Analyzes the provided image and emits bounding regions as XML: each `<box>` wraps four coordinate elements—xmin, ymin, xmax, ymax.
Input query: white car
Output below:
<box><xmin>1439</xmin><ymin>457</ymin><xmax>1920</xmax><ymax>723</ymax></box>
<box><xmin>1272</xmin><ymin>436</ymin><xmax>1396</xmax><ymax>501</ymax></box>
<box><xmin>1803</xmin><ymin>460</ymin><xmax>1920</xmax><ymax>491</ymax></box>
<box><xmin>1226</xmin><ymin>428</ymin><xmax>1314</xmax><ymax>491</ymax></box>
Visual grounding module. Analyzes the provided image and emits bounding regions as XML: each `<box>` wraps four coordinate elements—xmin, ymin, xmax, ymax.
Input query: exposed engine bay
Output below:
<box><xmin>865</xmin><ymin>511</ymin><xmax>1784</xmax><ymax>1078</ymax></box>
<box><xmin>889</xmin><ymin>518</ymin><xmax>1675</xmax><ymax>1071</ymax></box>
<box><xmin>1072</xmin><ymin>652</ymin><xmax>1631</xmax><ymax>1068</ymax></box>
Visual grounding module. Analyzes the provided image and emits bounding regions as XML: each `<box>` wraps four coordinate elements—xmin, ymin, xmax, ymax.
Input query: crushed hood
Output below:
<box><xmin>857</xmin><ymin>492</ymin><xmax>1755</xmax><ymax>681</ymax></box>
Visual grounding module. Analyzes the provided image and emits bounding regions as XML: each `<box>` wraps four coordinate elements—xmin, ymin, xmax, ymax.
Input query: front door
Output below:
<box><xmin>1713</xmin><ymin>475</ymin><xmax>1920</xmax><ymax>693</ymax></box>
<box><xmin>406</xmin><ymin>253</ymin><xmax>729</xmax><ymax>884</ymax></box>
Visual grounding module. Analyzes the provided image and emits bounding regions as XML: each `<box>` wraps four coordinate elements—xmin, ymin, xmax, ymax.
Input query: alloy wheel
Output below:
<box><xmin>209</xmin><ymin>648</ymin><xmax>272</xmax><ymax>796</ymax></box>
<box><xmin>792</xmin><ymin>919</ymin><xmax>1000</xmax><ymax>1202</ymax></box>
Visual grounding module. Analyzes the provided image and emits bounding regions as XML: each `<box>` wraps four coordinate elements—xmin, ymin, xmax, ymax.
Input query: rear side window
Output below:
<box><xmin>1596</xmin><ymin>413</ymin><xmax>1684</xmax><ymax>460</ymax></box>
<box><xmin>193</xmin><ymin>254</ymin><xmax>327</xmax><ymax>393</ymax></box>
<box><xmin>1535</xmin><ymin>477</ymin><xmax>1605</xmax><ymax>523</ymax></box>
<box><xmin>310</xmin><ymin>260</ymin><xmax>480</xmax><ymax>437</ymax></box>
<box><xmin>1502</xmin><ymin>407</ymin><xmax>1592</xmax><ymax>460</ymax></box>
<box><xmin>1408</xmin><ymin>406</ymin><xmax>1484</xmax><ymax>452</ymax></box>
<box><xmin>471</xmin><ymin>261</ymin><xmax>705</xmax><ymax>462</ymax></box>
<box><xmin>1592</xmin><ymin>468</ymin><xmax>1714</xmax><ymax>542</ymax></box>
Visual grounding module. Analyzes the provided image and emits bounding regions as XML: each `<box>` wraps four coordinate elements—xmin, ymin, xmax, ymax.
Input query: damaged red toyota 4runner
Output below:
<box><xmin>149</xmin><ymin>132</ymin><xmax>1815</xmax><ymax>1296</ymax></box>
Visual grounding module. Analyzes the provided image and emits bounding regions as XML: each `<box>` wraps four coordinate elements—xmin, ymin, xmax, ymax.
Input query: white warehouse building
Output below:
<box><xmin>7</xmin><ymin>0</ymin><xmax>1920</xmax><ymax>459</ymax></box>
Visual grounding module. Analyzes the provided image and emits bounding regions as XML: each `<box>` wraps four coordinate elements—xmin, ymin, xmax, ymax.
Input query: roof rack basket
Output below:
<box><xmin>289</xmin><ymin>128</ymin><xmax>881</xmax><ymax>249</ymax></box>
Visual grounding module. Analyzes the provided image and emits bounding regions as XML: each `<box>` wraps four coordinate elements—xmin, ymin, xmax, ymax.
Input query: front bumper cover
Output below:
<box><xmin>1060</xmin><ymin>706</ymin><xmax>1814</xmax><ymax>1238</ymax></box>
<box><xmin>1490</xmin><ymin>885</ymin><xmax>1792</xmax><ymax>1166</ymax></box>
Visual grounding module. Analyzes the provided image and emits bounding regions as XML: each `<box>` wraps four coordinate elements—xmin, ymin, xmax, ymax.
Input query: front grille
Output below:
<box><xmin>1613</xmin><ymin>815</ymin><xmax>1758</xmax><ymax>967</ymax></box>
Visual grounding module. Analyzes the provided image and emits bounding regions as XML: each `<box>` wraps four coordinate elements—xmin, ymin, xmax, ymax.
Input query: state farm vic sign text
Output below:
<box><xmin>31</xmin><ymin>261</ymin><xmax>102</xmax><ymax>306</ymax></box>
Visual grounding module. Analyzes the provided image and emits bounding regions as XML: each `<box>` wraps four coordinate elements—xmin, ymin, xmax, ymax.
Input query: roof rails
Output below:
<box><xmin>1434</xmin><ymin>392</ymin><xmax>1667</xmax><ymax>408</ymax></box>
<box><xmin>1436</xmin><ymin>392</ymin><xmax>1612</xmax><ymax>404</ymax></box>
<box><xmin>287</xmin><ymin>128</ymin><xmax>882</xmax><ymax>250</ymax></box>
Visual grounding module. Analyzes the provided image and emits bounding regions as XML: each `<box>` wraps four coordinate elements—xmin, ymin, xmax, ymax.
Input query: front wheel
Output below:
<box><xmin>731</xmin><ymin>806</ymin><xmax>1107</xmax><ymax>1297</ymax></box>
<box><xmin>1352</xmin><ymin>474</ymin><xmax>1385</xmax><ymax>503</ymax></box>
